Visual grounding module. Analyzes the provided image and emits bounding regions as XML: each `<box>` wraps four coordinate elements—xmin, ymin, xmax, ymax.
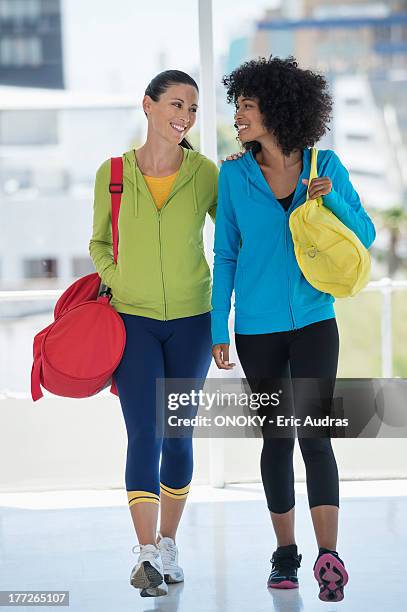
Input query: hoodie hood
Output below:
<box><xmin>235</xmin><ymin>147</ymin><xmax>312</xmax><ymax>207</ymax></box>
<box><xmin>122</xmin><ymin>147</ymin><xmax>204</xmax><ymax>217</ymax></box>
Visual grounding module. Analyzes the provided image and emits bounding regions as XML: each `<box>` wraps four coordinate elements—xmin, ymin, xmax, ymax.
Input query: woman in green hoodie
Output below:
<box><xmin>89</xmin><ymin>70</ymin><xmax>218</xmax><ymax>597</ymax></box>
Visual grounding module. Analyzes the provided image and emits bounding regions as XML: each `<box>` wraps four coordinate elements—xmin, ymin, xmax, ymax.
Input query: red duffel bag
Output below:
<box><xmin>31</xmin><ymin>157</ymin><xmax>126</xmax><ymax>401</ymax></box>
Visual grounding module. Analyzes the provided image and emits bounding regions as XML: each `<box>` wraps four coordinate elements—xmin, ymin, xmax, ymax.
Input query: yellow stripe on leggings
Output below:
<box><xmin>160</xmin><ymin>482</ymin><xmax>190</xmax><ymax>499</ymax></box>
<box><xmin>127</xmin><ymin>490</ymin><xmax>160</xmax><ymax>507</ymax></box>
<box><xmin>129</xmin><ymin>497</ymin><xmax>159</xmax><ymax>507</ymax></box>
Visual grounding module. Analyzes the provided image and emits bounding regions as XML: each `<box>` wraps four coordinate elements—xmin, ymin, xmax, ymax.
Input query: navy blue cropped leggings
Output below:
<box><xmin>113</xmin><ymin>312</ymin><xmax>212</xmax><ymax>509</ymax></box>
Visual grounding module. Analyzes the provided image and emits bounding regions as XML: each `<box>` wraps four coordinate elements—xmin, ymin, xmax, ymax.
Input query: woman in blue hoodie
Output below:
<box><xmin>211</xmin><ymin>56</ymin><xmax>376</xmax><ymax>603</ymax></box>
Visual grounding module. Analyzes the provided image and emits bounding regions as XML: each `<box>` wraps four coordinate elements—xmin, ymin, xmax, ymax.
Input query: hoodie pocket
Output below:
<box><xmin>234</xmin><ymin>262</ymin><xmax>246</xmax><ymax>302</ymax></box>
<box><xmin>109</xmin><ymin>265</ymin><xmax>128</xmax><ymax>301</ymax></box>
<box><xmin>109</xmin><ymin>261</ymin><xmax>136</xmax><ymax>303</ymax></box>
<box><xmin>235</xmin><ymin>258</ymin><xmax>286</xmax><ymax>316</ymax></box>
<box><xmin>102</xmin><ymin>263</ymin><xmax>118</xmax><ymax>290</ymax></box>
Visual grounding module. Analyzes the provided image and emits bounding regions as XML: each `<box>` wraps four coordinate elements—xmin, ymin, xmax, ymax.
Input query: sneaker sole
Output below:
<box><xmin>140</xmin><ymin>584</ymin><xmax>168</xmax><ymax>597</ymax></box>
<box><xmin>313</xmin><ymin>553</ymin><xmax>349</xmax><ymax>602</ymax></box>
<box><xmin>267</xmin><ymin>579</ymin><xmax>299</xmax><ymax>589</ymax></box>
<box><xmin>164</xmin><ymin>570</ymin><xmax>184</xmax><ymax>584</ymax></box>
<box><xmin>130</xmin><ymin>561</ymin><xmax>165</xmax><ymax>590</ymax></box>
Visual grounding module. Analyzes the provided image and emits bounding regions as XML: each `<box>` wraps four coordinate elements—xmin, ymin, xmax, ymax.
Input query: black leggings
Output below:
<box><xmin>235</xmin><ymin>318</ymin><xmax>340</xmax><ymax>514</ymax></box>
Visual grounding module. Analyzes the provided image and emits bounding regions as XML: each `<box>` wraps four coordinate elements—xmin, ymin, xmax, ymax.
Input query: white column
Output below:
<box><xmin>198</xmin><ymin>0</ymin><xmax>217</xmax><ymax>163</ymax></box>
<box><xmin>198</xmin><ymin>0</ymin><xmax>225</xmax><ymax>488</ymax></box>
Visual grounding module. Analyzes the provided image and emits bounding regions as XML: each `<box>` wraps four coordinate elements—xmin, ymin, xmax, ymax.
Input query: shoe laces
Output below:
<box><xmin>132</xmin><ymin>543</ymin><xmax>158</xmax><ymax>555</ymax></box>
<box><xmin>271</xmin><ymin>551</ymin><xmax>302</xmax><ymax>571</ymax></box>
<box><xmin>158</xmin><ymin>538</ymin><xmax>177</xmax><ymax>564</ymax></box>
<box><xmin>313</xmin><ymin>549</ymin><xmax>344</xmax><ymax>570</ymax></box>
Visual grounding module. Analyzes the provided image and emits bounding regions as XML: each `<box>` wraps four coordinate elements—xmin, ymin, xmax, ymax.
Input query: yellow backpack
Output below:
<box><xmin>289</xmin><ymin>148</ymin><xmax>371</xmax><ymax>298</ymax></box>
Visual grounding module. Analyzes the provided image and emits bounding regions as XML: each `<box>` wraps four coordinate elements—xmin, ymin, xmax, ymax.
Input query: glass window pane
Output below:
<box><xmin>23</xmin><ymin>258</ymin><xmax>58</xmax><ymax>279</ymax></box>
<box><xmin>0</xmin><ymin>111</ymin><xmax>58</xmax><ymax>146</ymax></box>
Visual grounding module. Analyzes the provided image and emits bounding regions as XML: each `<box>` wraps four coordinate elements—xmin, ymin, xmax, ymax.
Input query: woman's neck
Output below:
<box><xmin>255</xmin><ymin>138</ymin><xmax>302</xmax><ymax>172</ymax></box>
<box><xmin>136</xmin><ymin>138</ymin><xmax>184</xmax><ymax>176</ymax></box>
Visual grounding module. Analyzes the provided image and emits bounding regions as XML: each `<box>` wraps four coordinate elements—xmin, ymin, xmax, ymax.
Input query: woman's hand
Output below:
<box><xmin>302</xmin><ymin>177</ymin><xmax>332</xmax><ymax>199</ymax></box>
<box><xmin>219</xmin><ymin>151</ymin><xmax>244</xmax><ymax>165</ymax></box>
<box><xmin>212</xmin><ymin>344</ymin><xmax>236</xmax><ymax>369</ymax></box>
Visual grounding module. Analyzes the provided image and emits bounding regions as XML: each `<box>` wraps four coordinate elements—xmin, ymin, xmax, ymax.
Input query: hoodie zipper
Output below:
<box><xmin>156</xmin><ymin>209</ymin><xmax>167</xmax><ymax>320</ymax></box>
<box><xmin>155</xmin><ymin>181</ymin><xmax>186</xmax><ymax>322</ymax></box>
<box><xmin>247</xmin><ymin>147</ymin><xmax>308</xmax><ymax>332</ymax></box>
<box><xmin>139</xmin><ymin>174</ymin><xmax>181</xmax><ymax>323</ymax></box>
<box><xmin>152</xmin><ymin>188</ymin><xmax>185</xmax><ymax>323</ymax></box>
<box><xmin>141</xmin><ymin>191</ymin><xmax>170</xmax><ymax>322</ymax></box>
<box><xmin>285</xmin><ymin>209</ymin><xmax>296</xmax><ymax>330</ymax></box>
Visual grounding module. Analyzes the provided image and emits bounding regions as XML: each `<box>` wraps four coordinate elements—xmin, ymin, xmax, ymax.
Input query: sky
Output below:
<box><xmin>62</xmin><ymin>0</ymin><xmax>280</xmax><ymax>97</ymax></box>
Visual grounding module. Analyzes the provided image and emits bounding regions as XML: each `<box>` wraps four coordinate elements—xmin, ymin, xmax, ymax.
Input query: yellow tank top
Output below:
<box><xmin>143</xmin><ymin>171</ymin><xmax>179</xmax><ymax>209</ymax></box>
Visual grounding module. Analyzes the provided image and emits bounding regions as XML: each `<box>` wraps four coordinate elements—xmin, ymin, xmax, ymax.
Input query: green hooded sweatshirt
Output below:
<box><xmin>89</xmin><ymin>147</ymin><xmax>219</xmax><ymax>320</ymax></box>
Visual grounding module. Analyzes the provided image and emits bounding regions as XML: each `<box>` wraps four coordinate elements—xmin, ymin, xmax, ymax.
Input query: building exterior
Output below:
<box><xmin>332</xmin><ymin>73</ymin><xmax>404</xmax><ymax>209</ymax></box>
<box><xmin>0</xmin><ymin>0</ymin><xmax>64</xmax><ymax>89</ymax></box>
<box><xmin>0</xmin><ymin>86</ymin><xmax>141</xmax><ymax>293</ymax></box>
<box><xmin>222</xmin><ymin>1</ymin><xmax>407</xmax><ymax>210</ymax></box>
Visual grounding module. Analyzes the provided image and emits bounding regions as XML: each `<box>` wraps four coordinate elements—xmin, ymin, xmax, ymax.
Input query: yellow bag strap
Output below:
<box><xmin>307</xmin><ymin>147</ymin><xmax>318</xmax><ymax>201</ymax></box>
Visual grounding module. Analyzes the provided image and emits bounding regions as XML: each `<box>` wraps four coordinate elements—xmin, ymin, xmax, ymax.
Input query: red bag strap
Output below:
<box><xmin>110</xmin><ymin>377</ymin><xmax>119</xmax><ymax>397</ymax></box>
<box><xmin>31</xmin><ymin>323</ymin><xmax>53</xmax><ymax>401</ymax></box>
<box><xmin>109</xmin><ymin>157</ymin><xmax>123</xmax><ymax>263</ymax></box>
<box><xmin>31</xmin><ymin>351</ymin><xmax>43</xmax><ymax>401</ymax></box>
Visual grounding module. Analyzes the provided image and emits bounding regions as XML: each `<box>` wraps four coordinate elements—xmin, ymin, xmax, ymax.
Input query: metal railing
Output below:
<box><xmin>0</xmin><ymin>276</ymin><xmax>406</xmax><ymax>389</ymax></box>
<box><xmin>361</xmin><ymin>277</ymin><xmax>407</xmax><ymax>377</ymax></box>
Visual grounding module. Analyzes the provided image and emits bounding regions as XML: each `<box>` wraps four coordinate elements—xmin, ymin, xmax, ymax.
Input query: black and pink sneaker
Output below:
<box><xmin>313</xmin><ymin>547</ymin><xmax>349</xmax><ymax>602</ymax></box>
<box><xmin>267</xmin><ymin>544</ymin><xmax>302</xmax><ymax>589</ymax></box>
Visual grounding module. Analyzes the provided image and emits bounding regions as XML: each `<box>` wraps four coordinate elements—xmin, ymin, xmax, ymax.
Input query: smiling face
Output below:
<box><xmin>143</xmin><ymin>83</ymin><xmax>198</xmax><ymax>144</ymax></box>
<box><xmin>234</xmin><ymin>95</ymin><xmax>268</xmax><ymax>144</ymax></box>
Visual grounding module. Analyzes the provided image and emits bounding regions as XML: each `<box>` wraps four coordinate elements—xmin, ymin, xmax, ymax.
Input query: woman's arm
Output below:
<box><xmin>318</xmin><ymin>151</ymin><xmax>376</xmax><ymax>249</ymax></box>
<box><xmin>207</xmin><ymin>151</ymin><xmax>245</xmax><ymax>223</ymax></box>
<box><xmin>207</xmin><ymin>161</ymin><xmax>219</xmax><ymax>222</ymax></box>
<box><xmin>88</xmin><ymin>159</ymin><xmax>117</xmax><ymax>287</ymax></box>
<box><xmin>211</xmin><ymin>164</ymin><xmax>241</xmax><ymax>345</ymax></box>
<box><xmin>208</xmin><ymin>195</ymin><xmax>217</xmax><ymax>223</ymax></box>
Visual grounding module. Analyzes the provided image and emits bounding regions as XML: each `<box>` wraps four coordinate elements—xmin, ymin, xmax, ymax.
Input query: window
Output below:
<box><xmin>346</xmin><ymin>133</ymin><xmax>371</xmax><ymax>142</ymax></box>
<box><xmin>42</xmin><ymin>0</ymin><xmax>60</xmax><ymax>17</ymax></box>
<box><xmin>344</xmin><ymin>98</ymin><xmax>362</xmax><ymax>106</ymax></box>
<box><xmin>1</xmin><ymin>168</ymin><xmax>32</xmax><ymax>193</ymax></box>
<box><xmin>72</xmin><ymin>257</ymin><xmax>95</xmax><ymax>278</ymax></box>
<box><xmin>24</xmin><ymin>258</ymin><xmax>58</xmax><ymax>279</ymax></box>
<box><xmin>0</xmin><ymin>0</ymin><xmax>41</xmax><ymax>20</ymax></box>
<box><xmin>0</xmin><ymin>36</ymin><xmax>42</xmax><ymax>66</ymax></box>
<box><xmin>349</xmin><ymin>168</ymin><xmax>382</xmax><ymax>179</ymax></box>
<box><xmin>0</xmin><ymin>110</ymin><xmax>58</xmax><ymax>146</ymax></box>
<box><xmin>0</xmin><ymin>37</ymin><xmax>12</xmax><ymax>65</ymax></box>
<box><xmin>27</xmin><ymin>36</ymin><xmax>42</xmax><ymax>66</ymax></box>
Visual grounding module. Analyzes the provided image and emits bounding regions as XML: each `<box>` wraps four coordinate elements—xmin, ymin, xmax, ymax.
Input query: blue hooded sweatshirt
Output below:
<box><xmin>211</xmin><ymin>147</ymin><xmax>376</xmax><ymax>345</ymax></box>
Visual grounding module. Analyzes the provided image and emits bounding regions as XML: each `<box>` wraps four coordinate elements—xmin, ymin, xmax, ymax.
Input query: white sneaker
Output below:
<box><xmin>130</xmin><ymin>544</ymin><xmax>168</xmax><ymax>597</ymax></box>
<box><xmin>158</xmin><ymin>536</ymin><xmax>184</xmax><ymax>584</ymax></box>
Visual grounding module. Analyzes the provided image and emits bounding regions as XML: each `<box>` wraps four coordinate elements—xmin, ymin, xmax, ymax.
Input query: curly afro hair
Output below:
<box><xmin>222</xmin><ymin>55</ymin><xmax>333</xmax><ymax>156</ymax></box>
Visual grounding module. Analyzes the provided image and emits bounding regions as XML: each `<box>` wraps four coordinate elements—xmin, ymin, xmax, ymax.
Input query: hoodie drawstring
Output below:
<box><xmin>246</xmin><ymin>174</ymin><xmax>251</xmax><ymax>198</ymax></box>
<box><xmin>192</xmin><ymin>173</ymin><xmax>198</xmax><ymax>214</ymax></box>
<box><xmin>130</xmin><ymin>148</ymin><xmax>199</xmax><ymax>216</ymax></box>
<box><xmin>131</xmin><ymin>159</ymin><xmax>138</xmax><ymax>217</ymax></box>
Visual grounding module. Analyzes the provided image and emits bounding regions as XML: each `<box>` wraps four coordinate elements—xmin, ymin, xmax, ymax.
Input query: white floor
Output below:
<box><xmin>1</xmin><ymin>481</ymin><xmax>406</xmax><ymax>611</ymax></box>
